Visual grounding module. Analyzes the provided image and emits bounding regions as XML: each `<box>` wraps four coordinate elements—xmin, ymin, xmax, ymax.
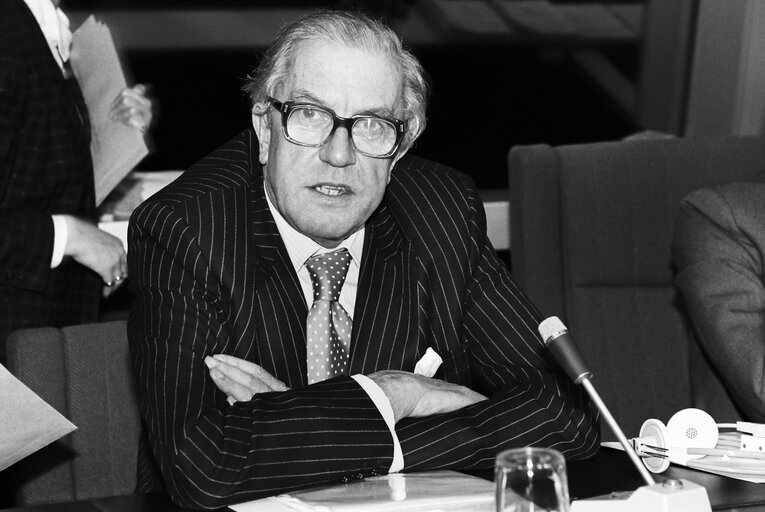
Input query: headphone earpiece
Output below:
<box><xmin>666</xmin><ymin>408</ymin><xmax>718</xmax><ymax>449</ymax></box>
<box><xmin>636</xmin><ymin>408</ymin><xmax>719</xmax><ymax>474</ymax></box>
<box><xmin>637</xmin><ymin>418</ymin><xmax>671</xmax><ymax>473</ymax></box>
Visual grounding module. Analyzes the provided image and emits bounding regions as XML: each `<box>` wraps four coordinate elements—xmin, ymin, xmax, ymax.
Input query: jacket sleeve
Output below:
<box><xmin>0</xmin><ymin>51</ymin><xmax>55</xmax><ymax>292</ymax></box>
<box><xmin>672</xmin><ymin>186</ymin><xmax>765</xmax><ymax>423</ymax></box>
<box><xmin>394</xmin><ymin>173</ymin><xmax>600</xmax><ymax>471</ymax></box>
<box><xmin>128</xmin><ymin>199</ymin><xmax>395</xmax><ymax>510</ymax></box>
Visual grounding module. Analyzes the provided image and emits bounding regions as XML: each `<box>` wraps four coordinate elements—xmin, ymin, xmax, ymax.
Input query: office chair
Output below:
<box><xmin>508</xmin><ymin>136</ymin><xmax>765</xmax><ymax>440</ymax></box>
<box><xmin>5</xmin><ymin>320</ymin><xmax>141</xmax><ymax>506</ymax></box>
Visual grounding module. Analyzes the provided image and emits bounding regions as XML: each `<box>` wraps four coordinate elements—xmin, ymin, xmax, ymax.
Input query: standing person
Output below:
<box><xmin>0</xmin><ymin>0</ymin><xmax>152</xmax><ymax>362</ymax></box>
<box><xmin>128</xmin><ymin>11</ymin><xmax>598</xmax><ymax>510</ymax></box>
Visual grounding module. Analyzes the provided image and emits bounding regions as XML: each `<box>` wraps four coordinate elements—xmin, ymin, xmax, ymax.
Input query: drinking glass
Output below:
<box><xmin>495</xmin><ymin>447</ymin><xmax>570</xmax><ymax>512</ymax></box>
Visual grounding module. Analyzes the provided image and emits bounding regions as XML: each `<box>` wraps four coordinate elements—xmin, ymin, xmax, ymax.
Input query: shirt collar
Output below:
<box><xmin>23</xmin><ymin>0</ymin><xmax>71</xmax><ymax>70</ymax></box>
<box><xmin>264</xmin><ymin>181</ymin><xmax>364</xmax><ymax>273</ymax></box>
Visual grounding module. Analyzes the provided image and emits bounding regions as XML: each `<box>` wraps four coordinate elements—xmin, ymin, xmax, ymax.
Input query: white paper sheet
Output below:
<box><xmin>0</xmin><ymin>363</ymin><xmax>76</xmax><ymax>471</ymax></box>
<box><xmin>602</xmin><ymin>441</ymin><xmax>765</xmax><ymax>484</ymax></box>
<box><xmin>69</xmin><ymin>16</ymin><xmax>148</xmax><ymax>206</ymax></box>
<box><xmin>98</xmin><ymin>170</ymin><xmax>183</xmax><ymax>250</ymax></box>
<box><xmin>230</xmin><ymin>471</ymin><xmax>495</xmax><ymax>512</ymax></box>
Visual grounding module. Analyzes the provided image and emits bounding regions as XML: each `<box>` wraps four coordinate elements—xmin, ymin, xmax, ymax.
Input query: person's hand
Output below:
<box><xmin>63</xmin><ymin>216</ymin><xmax>127</xmax><ymax>297</ymax></box>
<box><xmin>109</xmin><ymin>84</ymin><xmax>153</xmax><ymax>133</ymax></box>
<box><xmin>368</xmin><ymin>370</ymin><xmax>488</xmax><ymax>423</ymax></box>
<box><xmin>205</xmin><ymin>354</ymin><xmax>290</xmax><ymax>404</ymax></box>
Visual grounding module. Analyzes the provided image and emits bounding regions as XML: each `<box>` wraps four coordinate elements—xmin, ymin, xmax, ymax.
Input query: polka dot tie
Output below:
<box><xmin>305</xmin><ymin>249</ymin><xmax>353</xmax><ymax>384</ymax></box>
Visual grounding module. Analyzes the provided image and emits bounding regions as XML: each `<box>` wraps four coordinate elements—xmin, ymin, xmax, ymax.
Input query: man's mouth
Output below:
<box><xmin>314</xmin><ymin>185</ymin><xmax>347</xmax><ymax>196</ymax></box>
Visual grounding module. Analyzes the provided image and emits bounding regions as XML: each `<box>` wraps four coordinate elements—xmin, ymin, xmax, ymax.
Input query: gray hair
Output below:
<box><xmin>243</xmin><ymin>10</ymin><xmax>429</xmax><ymax>149</ymax></box>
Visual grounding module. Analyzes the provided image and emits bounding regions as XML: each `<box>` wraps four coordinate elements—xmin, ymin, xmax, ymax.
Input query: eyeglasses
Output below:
<box><xmin>268</xmin><ymin>97</ymin><xmax>406</xmax><ymax>158</ymax></box>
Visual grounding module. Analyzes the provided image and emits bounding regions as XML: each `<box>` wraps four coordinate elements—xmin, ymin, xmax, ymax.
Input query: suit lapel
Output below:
<box><xmin>249</xmin><ymin>176</ymin><xmax>310</xmax><ymax>387</ymax></box>
<box><xmin>246</xmin><ymin>159</ymin><xmax>421</xmax><ymax>383</ymax></box>
<box><xmin>350</xmin><ymin>202</ymin><xmax>421</xmax><ymax>374</ymax></box>
<box><xmin>19</xmin><ymin>2</ymin><xmax>91</xmax><ymax>151</ymax></box>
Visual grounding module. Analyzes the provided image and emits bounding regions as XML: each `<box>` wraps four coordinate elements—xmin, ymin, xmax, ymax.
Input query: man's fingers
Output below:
<box><xmin>206</xmin><ymin>355</ymin><xmax>289</xmax><ymax>393</ymax></box>
<box><xmin>212</xmin><ymin>353</ymin><xmax>261</xmax><ymax>372</ymax></box>
<box><xmin>208</xmin><ymin>358</ymin><xmax>270</xmax><ymax>392</ymax></box>
<box><xmin>209</xmin><ymin>368</ymin><xmax>253</xmax><ymax>403</ymax></box>
<box><xmin>412</xmin><ymin>384</ymin><xmax>487</xmax><ymax>417</ymax></box>
<box><xmin>368</xmin><ymin>370</ymin><xmax>488</xmax><ymax>422</ymax></box>
<box><xmin>112</xmin><ymin>85</ymin><xmax>150</xmax><ymax>107</ymax></box>
<box><xmin>212</xmin><ymin>354</ymin><xmax>289</xmax><ymax>391</ymax></box>
<box><xmin>109</xmin><ymin>86</ymin><xmax>152</xmax><ymax>132</ymax></box>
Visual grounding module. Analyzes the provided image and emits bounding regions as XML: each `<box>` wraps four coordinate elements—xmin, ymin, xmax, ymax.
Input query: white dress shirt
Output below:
<box><xmin>265</xmin><ymin>185</ymin><xmax>404</xmax><ymax>472</ymax></box>
<box><xmin>22</xmin><ymin>0</ymin><xmax>71</xmax><ymax>72</ymax></box>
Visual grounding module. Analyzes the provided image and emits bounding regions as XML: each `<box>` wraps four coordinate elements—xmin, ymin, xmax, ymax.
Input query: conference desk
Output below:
<box><xmin>5</xmin><ymin>448</ymin><xmax>765</xmax><ymax>512</ymax></box>
<box><xmin>567</xmin><ymin>448</ymin><xmax>765</xmax><ymax>511</ymax></box>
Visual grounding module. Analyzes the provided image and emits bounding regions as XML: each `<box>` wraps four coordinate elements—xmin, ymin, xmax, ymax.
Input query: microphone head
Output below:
<box><xmin>538</xmin><ymin>316</ymin><xmax>568</xmax><ymax>344</ymax></box>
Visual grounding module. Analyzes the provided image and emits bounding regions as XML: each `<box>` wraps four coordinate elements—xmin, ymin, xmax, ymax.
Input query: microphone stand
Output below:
<box><xmin>538</xmin><ymin>317</ymin><xmax>711</xmax><ymax>512</ymax></box>
<box><xmin>579</xmin><ymin>378</ymin><xmax>654</xmax><ymax>486</ymax></box>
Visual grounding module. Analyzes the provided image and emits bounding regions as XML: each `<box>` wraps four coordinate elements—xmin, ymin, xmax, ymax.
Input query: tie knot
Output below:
<box><xmin>305</xmin><ymin>249</ymin><xmax>351</xmax><ymax>302</ymax></box>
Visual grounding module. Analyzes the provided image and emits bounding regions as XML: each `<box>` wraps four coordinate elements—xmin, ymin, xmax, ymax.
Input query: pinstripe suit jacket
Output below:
<box><xmin>0</xmin><ymin>0</ymin><xmax>100</xmax><ymax>359</ymax></box>
<box><xmin>128</xmin><ymin>129</ymin><xmax>599</xmax><ymax>510</ymax></box>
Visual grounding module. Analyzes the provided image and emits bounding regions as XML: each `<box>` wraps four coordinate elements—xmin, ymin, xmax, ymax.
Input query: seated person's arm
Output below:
<box><xmin>207</xmin><ymin>172</ymin><xmax>599</xmax><ymax>474</ymax></box>
<box><xmin>673</xmin><ymin>185</ymin><xmax>765</xmax><ymax>422</ymax></box>
<box><xmin>392</xmin><ymin>175</ymin><xmax>599</xmax><ymax>470</ymax></box>
<box><xmin>129</xmin><ymin>202</ymin><xmax>398</xmax><ymax>510</ymax></box>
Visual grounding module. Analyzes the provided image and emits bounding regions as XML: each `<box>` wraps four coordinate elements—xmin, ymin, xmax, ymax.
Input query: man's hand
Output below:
<box><xmin>62</xmin><ymin>216</ymin><xmax>126</xmax><ymax>297</ymax></box>
<box><xmin>368</xmin><ymin>370</ymin><xmax>488</xmax><ymax>423</ymax></box>
<box><xmin>205</xmin><ymin>354</ymin><xmax>290</xmax><ymax>404</ymax></box>
<box><xmin>109</xmin><ymin>84</ymin><xmax>153</xmax><ymax>133</ymax></box>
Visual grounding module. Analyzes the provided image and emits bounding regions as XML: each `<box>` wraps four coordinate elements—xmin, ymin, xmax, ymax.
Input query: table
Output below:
<box><xmin>5</xmin><ymin>448</ymin><xmax>765</xmax><ymax>511</ymax></box>
<box><xmin>567</xmin><ymin>448</ymin><xmax>765</xmax><ymax>511</ymax></box>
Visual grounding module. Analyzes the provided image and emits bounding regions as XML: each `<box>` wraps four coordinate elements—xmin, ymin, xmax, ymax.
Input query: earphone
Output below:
<box><xmin>635</xmin><ymin>408</ymin><xmax>720</xmax><ymax>473</ymax></box>
<box><xmin>665</xmin><ymin>408</ymin><xmax>719</xmax><ymax>449</ymax></box>
<box><xmin>633</xmin><ymin>408</ymin><xmax>765</xmax><ymax>473</ymax></box>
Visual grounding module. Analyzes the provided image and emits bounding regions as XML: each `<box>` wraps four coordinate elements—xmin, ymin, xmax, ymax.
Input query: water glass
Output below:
<box><xmin>495</xmin><ymin>447</ymin><xmax>570</xmax><ymax>512</ymax></box>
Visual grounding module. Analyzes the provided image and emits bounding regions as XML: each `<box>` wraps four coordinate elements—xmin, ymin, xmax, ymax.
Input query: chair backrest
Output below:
<box><xmin>508</xmin><ymin>137</ymin><xmax>765</xmax><ymax>439</ymax></box>
<box><xmin>5</xmin><ymin>320</ymin><xmax>141</xmax><ymax>506</ymax></box>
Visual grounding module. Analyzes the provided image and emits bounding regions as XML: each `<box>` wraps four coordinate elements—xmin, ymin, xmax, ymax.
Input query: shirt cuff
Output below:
<box><xmin>50</xmin><ymin>215</ymin><xmax>68</xmax><ymax>268</ymax></box>
<box><xmin>351</xmin><ymin>374</ymin><xmax>404</xmax><ymax>473</ymax></box>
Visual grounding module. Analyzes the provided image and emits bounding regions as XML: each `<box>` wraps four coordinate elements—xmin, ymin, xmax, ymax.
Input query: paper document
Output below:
<box><xmin>0</xmin><ymin>363</ymin><xmax>76</xmax><ymax>471</ymax></box>
<box><xmin>70</xmin><ymin>16</ymin><xmax>148</xmax><ymax>206</ymax></box>
<box><xmin>602</xmin><ymin>441</ymin><xmax>765</xmax><ymax>484</ymax></box>
<box><xmin>98</xmin><ymin>170</ymin><xmax>184</xmax><ymax>250</ymax></box>
<box><xmin>231</xmin><ymin>471</ymin><xmax>495</xmax><ymax>512</ymax></box>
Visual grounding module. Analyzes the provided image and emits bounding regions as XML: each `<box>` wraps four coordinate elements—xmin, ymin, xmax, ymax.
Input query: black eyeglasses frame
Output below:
<box><xmin>267</xmin><ymin>97</ymin><xmax>406</xmax><ymax>159</ymax></box>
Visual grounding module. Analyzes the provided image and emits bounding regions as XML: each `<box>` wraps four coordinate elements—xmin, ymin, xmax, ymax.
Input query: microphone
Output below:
<box><xmin>537</xmin><ymin>316</ymin><xmax>655</xmax><ymax>486</ymax></box>
<box><xmin>538</xmin><ymin>317</ymin><xmax>711</xmax><ymax>512</ymax></box>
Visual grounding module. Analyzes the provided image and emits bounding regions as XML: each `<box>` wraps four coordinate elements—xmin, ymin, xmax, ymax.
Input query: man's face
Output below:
<box><xmin>253</xmin><ymin>41</ymin><xmax>406</xmax><ymax>248</ymax></box>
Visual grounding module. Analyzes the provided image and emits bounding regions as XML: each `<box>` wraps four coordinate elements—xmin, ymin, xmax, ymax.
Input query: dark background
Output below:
<box><xmin>67</xmin><ymin>0</ymin><xmax>642</xmax><ymax>189</ymax></box>
<box><xmin>125</xmin><ymin>44</ymin><xmax>638</xmax><ymax>190</ymax></box>
<box><xmin>86</xmin><ymin>0</ymin><xmax>642</xmax><ymax>315</ymax></box>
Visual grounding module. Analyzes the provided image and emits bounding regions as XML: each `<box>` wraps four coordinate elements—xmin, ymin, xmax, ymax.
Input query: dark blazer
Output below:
<box><xmin>673</xmin><ymin>174</ymin><xmax>765</xmax><ymax>423</ymax></box>
<box><xmin>128</xmin><ymin>129</ymin><xmax>599</xmax><ymax>510</ymax></box>
<box><xmin>0</xmin><ymin>0</ymin><xmax>100</xmax><ymax>357</ymax></box>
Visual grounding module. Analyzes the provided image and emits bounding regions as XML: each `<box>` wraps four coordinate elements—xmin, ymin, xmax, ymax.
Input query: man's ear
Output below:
<box><xmin>389</xmin><ymin>139</ymin><xmax>411</xmax><ymax>179</ymax></box>
<box><xmin>251</xmin><ymin>108</ymin><xmax>271</xmax><ymax>165</ymax></box>
<box><xmin>389</xmin><ymin>119</ymin><xmax>419</xmax><ymax>175</ymax></box>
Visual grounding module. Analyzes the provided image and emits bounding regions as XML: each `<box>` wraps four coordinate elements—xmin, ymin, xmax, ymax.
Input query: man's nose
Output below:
<box><xmin>319</xmin><ymin>127</ymin><xmax>356</xmax><ymax>167</ymax></box>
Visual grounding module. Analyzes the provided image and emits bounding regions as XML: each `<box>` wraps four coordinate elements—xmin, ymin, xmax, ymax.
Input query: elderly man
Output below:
<box><xmin>128</xmin><ymin>10</ymin><xmax>598</xmax><ymax>510</ymax></box>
